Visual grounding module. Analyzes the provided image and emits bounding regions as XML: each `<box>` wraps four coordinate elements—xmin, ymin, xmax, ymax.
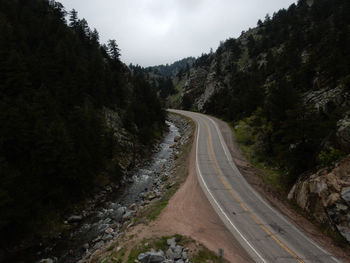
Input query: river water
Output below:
<box><xmin>33</xmin><ymin>121</ymin><xmax>180</xmax><ymax>263</ymax></box>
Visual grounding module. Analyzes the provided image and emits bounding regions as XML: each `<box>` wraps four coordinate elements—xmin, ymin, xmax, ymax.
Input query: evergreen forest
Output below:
<box><xmin>0</xmin><ymin>0</ymin><xmax>165</xmax><ymax>247</ymax></box>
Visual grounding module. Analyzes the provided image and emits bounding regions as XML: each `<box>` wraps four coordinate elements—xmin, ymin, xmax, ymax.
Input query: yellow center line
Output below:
<box><xmin>202</xmin><ymin>118</ymin><xmax>304</xmax><ymax>263</ymax></box>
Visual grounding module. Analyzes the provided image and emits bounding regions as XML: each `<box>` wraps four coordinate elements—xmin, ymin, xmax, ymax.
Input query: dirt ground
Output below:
<box><xmin>213</xmin><ymin>117</ymin><xmax>350</xmax><ymax>263</ymax></box>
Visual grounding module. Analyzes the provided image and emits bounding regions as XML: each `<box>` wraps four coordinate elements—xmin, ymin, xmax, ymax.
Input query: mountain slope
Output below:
<box><xmin>167</xmin><ymin>0</ymin><xmax>350</xmax><ymax>178</ymax></box>
<box><xmin>0</xmin><ymin>0</ymin><xmax>165</xmax><ymax>247</ymax></box>
<box><xmin>161</xmin><ymin>0</ymin><xmax>350</xmax><ymax>243</ymax></box>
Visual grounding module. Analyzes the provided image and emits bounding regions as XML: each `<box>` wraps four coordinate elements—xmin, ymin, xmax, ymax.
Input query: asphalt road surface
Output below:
<box><xmin>170</xmin><ymin>110</ymin><xmax>341</xmax><ymax>263</ymax></box>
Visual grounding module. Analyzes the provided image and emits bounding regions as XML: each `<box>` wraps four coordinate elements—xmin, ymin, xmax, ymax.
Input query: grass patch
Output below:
<box><xmin>147</xmin><ymin>200</ymin><xmax>168</xmax><ymax>220</ymax></box>
<box><xmin>231</xmin><ymin>121</ymin><xmax>288</xmax><ymax>192</ymax></box>
<box><xmin>98</xmin><ymin>245</ymin><xmax>127</xmax><ymax>263</ymax></box>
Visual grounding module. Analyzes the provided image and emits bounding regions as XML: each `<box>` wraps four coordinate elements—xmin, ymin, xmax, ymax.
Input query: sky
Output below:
<box><xmin>59</xmin><ymin>0</ymin><xmax>296</xmax><ymax>67</ymax></box>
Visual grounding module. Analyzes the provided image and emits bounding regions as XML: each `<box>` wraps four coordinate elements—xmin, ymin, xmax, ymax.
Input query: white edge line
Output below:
<box><xmin>194</xmin><ymin>116</ymin><xmax>267</xmax><ymax>263</ymax></box>
<box><xmin>206</xmin><ymin>115</ymin><xmax>342</xmax><ymax>263</ymax></box>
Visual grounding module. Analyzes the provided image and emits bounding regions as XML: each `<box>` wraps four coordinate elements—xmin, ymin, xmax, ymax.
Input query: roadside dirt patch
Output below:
<box><xmin>213</xmin><ymin>117</ymin><xmax>350</xmax><ymax>263</ymax></box>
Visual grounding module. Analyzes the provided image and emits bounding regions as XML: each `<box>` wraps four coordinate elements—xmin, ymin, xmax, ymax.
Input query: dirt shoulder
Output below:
<box><xmin>213</xmin><ymin>117</ymin><xmax>350</xmax><ymax>263</ymax></box>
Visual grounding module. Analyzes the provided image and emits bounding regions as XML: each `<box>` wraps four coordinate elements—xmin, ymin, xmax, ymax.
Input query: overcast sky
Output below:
<box><xmin>59</xmin><ymin>0</ymin><xmax>296</xmax><ymax>67</ymax></box>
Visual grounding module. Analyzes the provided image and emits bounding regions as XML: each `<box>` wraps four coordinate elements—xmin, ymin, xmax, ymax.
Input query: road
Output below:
<box><xmin>170</xmin><ymin>110</ymin><xmax>341</xmax><ymax>263</ymax></box>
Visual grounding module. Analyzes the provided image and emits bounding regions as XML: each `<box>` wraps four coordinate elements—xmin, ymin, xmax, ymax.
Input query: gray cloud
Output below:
<box><xmin>59</xmin><ymin>0</ymin><xmax>296</xmax><ymax>66</ymax></box>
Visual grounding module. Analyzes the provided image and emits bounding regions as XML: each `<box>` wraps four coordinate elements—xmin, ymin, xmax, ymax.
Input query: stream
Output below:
<box><xmin>32</xmin><ymin>120</ymin><xmax>180</xmax><ymax>263</ymax></box>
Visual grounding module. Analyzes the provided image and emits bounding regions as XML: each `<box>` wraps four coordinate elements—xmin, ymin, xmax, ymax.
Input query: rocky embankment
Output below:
<box><xmin>288</xmin><ymin>155</ymin><xmax>350</xmax><ymax>242</ymax></box>
<box><xmin>137</xmin><ymin>237</ymin><xmax>190</xmax><ymax>263</ymax></box>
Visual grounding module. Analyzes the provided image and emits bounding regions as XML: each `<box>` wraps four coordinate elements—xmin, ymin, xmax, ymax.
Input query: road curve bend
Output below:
<box><xmin>170</xmin><ymin>110</ymin><xmax>341</xmax><ymax>263</ymax></box>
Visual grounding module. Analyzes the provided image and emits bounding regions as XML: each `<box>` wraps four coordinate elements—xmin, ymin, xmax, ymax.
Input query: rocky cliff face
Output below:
<box><xmin>288</xmin><ymin>156</ymin><xmax>350</xmax><ymax>242</ymax></box>
<box><xmin>179</xmin><ymin>48</ymin><xmax>238</xmax><ymax>111</ymax></box>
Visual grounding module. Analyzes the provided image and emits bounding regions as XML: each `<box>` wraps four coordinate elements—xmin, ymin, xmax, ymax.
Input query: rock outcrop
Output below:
<box><xmin>288</xmin><ymin>155</ymin><xmax>350</xmax><ymax>242</ymax></box>
<box><xmin>337</xmin><ymin>113</ymin><xmax>350</xmax><ymax>152</ymax></box>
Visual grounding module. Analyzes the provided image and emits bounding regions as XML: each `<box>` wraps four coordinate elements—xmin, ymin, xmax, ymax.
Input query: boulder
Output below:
<box><xmin>337</xmin><ymin>115</ymin><xmax>350</xmax><ymax>152</ymax></box>
<box><xmin>173</xmin><ymin>245</ymin><xmax>183</xmax><ymax>260</ymax></box>
<box><xmin>137</xmin><ymin>250</ymin><xmax>165</xmax><ymax>263</ymax></box>
<box><xmin>105</xmin><ymin>228</ymin><xmax>114</xmax><ymax>234</ymax></box>
<box><xmin>122</xmin><ymin>210</ymin><xmax>134</xmax><ymax>220</ymax></box>
<box><xmin>181</xmin><ymin>251</ymin><xmax>188</xmax><ymax>260</ymax></box>
<box><xmin>129</xmin><ymin>203</ymin><xmax>137</xmax><ymax>211</ymax></box>
<box><xmin>167</xmin><ymin>237</ymin><xmax>177</xmax><ymax>248</ymax></box>
<box><xmin>39</xmin><ymin>259</ymin><xmax>54</xmax><ymax>263</ymax></box>
<box><xmin>102</xmin><ymin>234</ymin><xmax>113</xmax><ymax>241</ymax></box>
<box><xmin>116</xmin><ymin>206</ymin><xmax>127</xmax><ymax>215</ymax></box>
<box><xmin>146</xmin><ymin>192</ymin><xmax>156</xmax><ymax>201</ymax></box>
<box><xmin>166</xmin><ymin>248</ymin><xmax>176</xmax><ymax>260</ymax></box>
<box><xmin>341</xmin><ymin>187</ymin><xmax>350</xmax><ymax>203</ymax></box>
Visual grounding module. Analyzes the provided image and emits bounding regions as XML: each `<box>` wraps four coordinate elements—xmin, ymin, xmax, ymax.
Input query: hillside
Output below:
<box><xmin>160</xmin><ymin>0</ymin><xmax>350</xmax><ymax>242</ymax></box>
<box><xmin>165</xmin><ymin>0</ymin><xmax>350</xmax><ymax>180</ymax></box>
<box><xmin>0</xmin><ymin>0</ymin><xmax>165</xmax><ymax>249</ymax></box>
<box><xmin>130</xmin><ymin>57</ymin><xmax>195</xmax><ymax>99</ymax></box>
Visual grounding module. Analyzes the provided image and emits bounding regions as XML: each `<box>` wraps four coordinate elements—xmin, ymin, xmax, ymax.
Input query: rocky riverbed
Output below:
<box><xmin>36</xmin><ymin>114</ymin><xmax>192</xmax><ymax>263</ymax></box>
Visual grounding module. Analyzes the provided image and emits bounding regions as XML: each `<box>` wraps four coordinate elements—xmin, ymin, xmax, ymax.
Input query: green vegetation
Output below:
<box><xmin>318</xmin><ymin>147</ymin><xmax>344</xmax><ymax>166</ymax></box>
<box><xmin>232</xmin><ymin>120</ymin><xmax>288</xmax><ymax>192</ymax></box>
<box><xmin>167</xmin><ymin>78</ymin><xmax>186</xmax><ymax>108</ymax></box>
<box><xmin>0</xmin><ymin>0</ymin><xmax>165</xmax><ymax>247</ymax></box>
<box><xmin>200</xmin><ymin>0</ymin><xmax>350</xmax><ymax>186</ymax></box>
<box><xmin>129</xmin><ymin>57</ymin><xmax>195</xmax><ymax>101</ymax></box>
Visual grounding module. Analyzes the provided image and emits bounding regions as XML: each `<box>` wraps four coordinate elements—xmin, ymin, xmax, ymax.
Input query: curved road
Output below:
<box><xmin>170</xmin><ymin>110</ymin><xmax>341</xmax><ymax>263</ymax></box>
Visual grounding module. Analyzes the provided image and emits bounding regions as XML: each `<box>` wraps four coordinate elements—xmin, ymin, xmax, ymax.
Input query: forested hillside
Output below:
<box><xmin>130</xmin><ymin>57</ymin><xmax>195</xmax><ymax>99</ymax></box>
<box><xmin>0</xmin><ymin>0</ymin><xmax>165</xmax><ymax>247</ymax></box>
<box><xmin>167</xmin><ymin>0</ymin><xmax>350</xmax><ymax>184</ymax></box>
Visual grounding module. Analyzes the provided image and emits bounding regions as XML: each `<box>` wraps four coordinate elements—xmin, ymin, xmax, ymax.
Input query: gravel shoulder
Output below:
<box><xmin>213</xmin><ymin>116</ymin><xmax>350</xmax><ymax>263</ymax></box>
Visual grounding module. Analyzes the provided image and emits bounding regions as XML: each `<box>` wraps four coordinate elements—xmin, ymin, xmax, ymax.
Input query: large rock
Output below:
<box><xmin>303</xmin><ymin>86</ymin><xmax>350</xmax><ymax>116</ymax></box>
<box><xmin>116</xmin><ymin>206</ymin><xmax>127</xmax><ymax>215</ymax></box>
<box><xmin>166</xmin><ymin>248</ymin><xmax>176</xmax><ymax>260</ymax></box>
<box><xmin>342</xmin><ymin>187</ymin><xmax>350</xmax><ymax>203</ymax></box>
<box><xmin>173</xmin><ymin>245</ymin><xmax>183</xmax><ymax>260</ymax></box>
<box><xmin>288</xmin><ymin>155</ymin><xmax>350</xmax><ymax>242</ymax></box>
<box><xmin>122</xmin><ymin>210</ymin><xmax>134</xmax><ymax>221</ymax></box>
<box><xmin>138</xmin><ymin>250</ymin><xmax>165</xmax><ymax>263</ymax></box>
<box><xmin>167</xmin><ymin>237</ymin><xmax>177</xmax><ymax>248</ymax></box>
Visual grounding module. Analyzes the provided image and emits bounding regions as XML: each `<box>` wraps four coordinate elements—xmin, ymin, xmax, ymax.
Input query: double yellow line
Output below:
<box><xmin>202</xmin><ymin>118</ymin><xmax>304</xmax><ymax>263</ymax></box>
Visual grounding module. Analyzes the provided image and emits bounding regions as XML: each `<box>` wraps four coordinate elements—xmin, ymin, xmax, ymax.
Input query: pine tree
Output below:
<box><xmin>108</xmin><ymin>39</ymin><xmax>121</xmax><ymax>61</ymax></box>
